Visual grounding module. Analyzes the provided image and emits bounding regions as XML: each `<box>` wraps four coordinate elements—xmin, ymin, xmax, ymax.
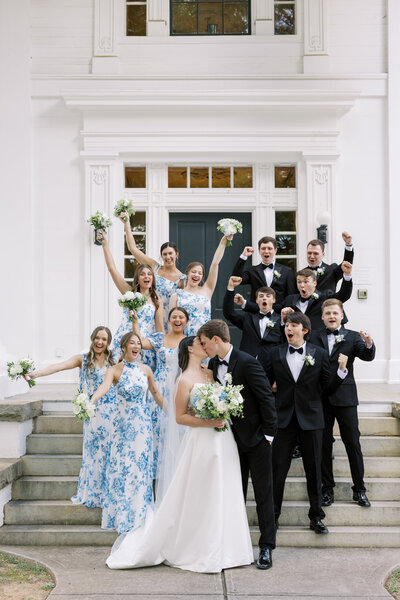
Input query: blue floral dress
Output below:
<box><xmin>112</xmin><ymin>301</ymin><xmax>157</xmax><ymax>370</ymax></box>
<box><xmin>176</xmin><ymin>289</ymin><xmax>211</xmax><ymax>336</ymax></box>
<box><xmin>71</xmin><ymin>354</ymin><xmax>117</xmax><ymax>508</ymax></box>
<box><xmin>155</xmin><ymin>265</ymin><xmax>186</xmax><ymax>333</ymax></box>
<box><xmin>101</xmin><ymin>360</ymin><xmax>154</xmax><ymax>534</ymax></box>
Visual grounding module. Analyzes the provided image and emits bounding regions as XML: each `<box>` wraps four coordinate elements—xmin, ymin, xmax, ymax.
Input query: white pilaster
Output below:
<box><xmin>303</xmin><ymin>0</ymin><xmax>330</xmax><ymax>73</ymax></box>
<box><xmin>92</xmin><ymin>0</ymin><xmax>119</xmax><ymax>74</ymax></box>
<box><xmin>254</xmin><ymin>0</ymin><xmax>273</xmax><ymax>35</ymax></box>
<box><xmin>148</xmin><ymin>0</ymin><xmax>168</xmax><ymax>36</ymax></box>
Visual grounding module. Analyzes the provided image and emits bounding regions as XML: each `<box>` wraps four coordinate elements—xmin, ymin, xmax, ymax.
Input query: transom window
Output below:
<box><xmin>274</xmin><ymin>0</ymin><xmax>295</xmax><ymax>35</ymax></box>
<box><xmin>275</xmin><ymin>165</ymin><xmax>296</xmax><ymax>188</ymax></box>
<box><xmin>275</xmin><ymin>210</ymin><xmax>297</xmax><ymax>271</ymax></box>
<box><xmin>126</xmin><ymin>0</ymin><xmax>147</xmax><ymax>36</ymax></box>
<box><xmin>125</xmin><ymin>166</ymin><xmax>147</xmax><ymax>188</ymax></box>
<box><xmin>171</xmin><ymin>0</ymin><xmax>250</xmax><ymax>36</ymax></box>
<box><xmin>168</xmin><ymin>166</ymin><xmax>253</xmax><ymax>188</ymax></box>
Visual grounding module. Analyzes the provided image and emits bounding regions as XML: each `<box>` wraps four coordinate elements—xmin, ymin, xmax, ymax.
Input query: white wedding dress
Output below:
<box><xmin>106</xmin><ymin>383</ymin><xmax>253</xmax><ymax>573</ymax></box>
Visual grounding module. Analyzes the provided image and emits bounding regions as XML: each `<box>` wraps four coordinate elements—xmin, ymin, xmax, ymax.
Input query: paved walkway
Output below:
<box><xmin>1</xmin><ymin>546</ymin><xmax>399</xmax><ymax>600</ymax></box>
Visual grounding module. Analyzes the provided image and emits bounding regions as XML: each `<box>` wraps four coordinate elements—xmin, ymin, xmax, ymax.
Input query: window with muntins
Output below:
<box><xmin>126</xmin><ymin>0</ymin><xmax>147</xmax><ymax>36</ymax></box>
<box><xmin>170</xmin><ymin>0</ymin><xmax>251</xmax><ymax>36</ymax></box>
<box><xmin>274</xmin><ymin>0</ymin><xmax>295</xmax><ymax>35</ymax></box>
<box><xmin>124</xmin><ymin>212</ymin><xmax>147</xmax><ymax>282</ymax></box>
<box><xmin>168</xmin><ymin>166</ymin><xmax>253</xmax><ymax>188</ymax></box>
<box><xmin>275</xmin><ymin>210</ymin><xmax>297</xmax><ymax>271</ymax></box>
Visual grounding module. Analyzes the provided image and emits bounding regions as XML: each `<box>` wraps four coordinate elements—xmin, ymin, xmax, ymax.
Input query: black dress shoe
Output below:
<box><xmin>309</xmin><ymin>519</ymin><xmax>329</xmax><ymax>534</ymax></box>
<box><xmin>321</xmin><ymin>490</ymin><xmax>334</xmax><ymax>506</ymax></box>
<box><xmin>256</xmin><ymin>547</ymin><xmax>273</xmax><ymax>570</ymax></box>
<box><xmin>292</xmin><ymin>443</ymin><xmax>302</xmax><ymax>459</ymax></box>
<box><xmin>353</xmin><ymin>491</ymin><xmax>371</xmax><ymax>507</ymax></box>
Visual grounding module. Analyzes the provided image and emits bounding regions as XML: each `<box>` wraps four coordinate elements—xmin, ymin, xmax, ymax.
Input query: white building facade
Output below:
<box><xmin>1</xmin><ymin>0</ymin><xmax>399</xmax><ymax>387</ymax></box>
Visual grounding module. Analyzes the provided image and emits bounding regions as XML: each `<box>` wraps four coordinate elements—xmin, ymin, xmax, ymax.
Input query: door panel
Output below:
<box><xmin>169</xmin><ymin>212</ymin><xmax>252</xmax><ymax>346</ymax></box>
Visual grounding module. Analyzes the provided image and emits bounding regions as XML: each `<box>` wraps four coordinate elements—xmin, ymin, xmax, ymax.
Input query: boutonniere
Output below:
<box><xmin>335</xmin><ymin>334</ymin><xmax>345</xmax><ymax>344</ymax></box>
<box><xmin>304</xmin><ymin>354</ymin><xmax>315</xmax><ymax>367</ymax></box>
<box><xmin>311</xmin><ymin>293</ymin><xmax>319</xmax><ymax>300</ymax></box>
<box><xmin>265</xmin><ymin>318</ymin><xmax>275</xmax><ymax>329</ymax></box>
<box><xmin>273</xmin><ymin>270</ymin><xmax>281</xmax><ymax>279</ymax></box>
<box><xmin>316</xmin><ymin>267</ymin><xmax>325</xmax><ymax>277</ymax></box>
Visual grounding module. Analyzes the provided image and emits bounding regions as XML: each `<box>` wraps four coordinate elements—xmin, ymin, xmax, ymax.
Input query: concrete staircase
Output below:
<box><xmin>0</xmin><ymin>393</ymin><xmax>399</xmax><ymax>547</ymax></box>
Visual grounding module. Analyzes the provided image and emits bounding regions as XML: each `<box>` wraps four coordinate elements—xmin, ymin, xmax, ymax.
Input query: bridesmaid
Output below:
<box><xmin>169</xmin><ymin>235</ymin><xmax>232</xmax><ymax>336</ymax></box>
<box><xmin>97</xmin><ymin>229</ymin><xmax>163</xmax><ymax>368</ymax></box>
<box><xmin>119</xmin><ymin>212</ymin><xmax>185</xmax><ymax>332</ymax></box>
<box><xmin>131</xmin><ymin>306</ymin><xmax>189</xmax><ymax>481</ymax></box>
<box><xmin>25</xmin><ymin>326</ymin><xmax>116</xmax><ymax>508</ymax></box>
<box><xmin>91</xmin><ymin>332</ymin><xmax>164</xmax><ymax>534</ymax></box>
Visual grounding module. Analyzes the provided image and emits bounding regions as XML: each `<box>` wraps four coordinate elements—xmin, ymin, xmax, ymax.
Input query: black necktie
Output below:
<box><xmin>326</xmin><ymin>329</ymin><xmax>339</xmax><ymax>336</ymax></box>
<box><xmin>217</xmin><ymin>359</ymin><xmax>228</xmax><ymax>366</ymax></box>
<box><xmin>261</xmin><ymin>263</ymin><xmax>273</xmax><ymax>270</ymax></box>
<box><xmin>289</xmin><ymin>346</ymin><xmax>303</xmax><ymax>355</ymax></box>
<box><xmin>259</xmin><ymin>312</ymin><xmax>272</xmax><ymax>318</ymax></box>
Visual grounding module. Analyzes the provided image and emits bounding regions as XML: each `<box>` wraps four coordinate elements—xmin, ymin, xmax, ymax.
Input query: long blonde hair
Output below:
<box><xmin>86</xmin><ymin>326</ymin><xmax>114</xmax><ymax>372</ymax></box>
<box><xmin>132</xmin><ymin>264</ymin><xmax>160</xmax><ymax>310</ymax></box>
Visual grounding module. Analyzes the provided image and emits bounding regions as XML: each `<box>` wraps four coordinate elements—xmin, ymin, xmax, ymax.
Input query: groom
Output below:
<box><xmin>197</xmin><ymin>319</ymin><xmax>277</xmax><ymax>570</ymax></box>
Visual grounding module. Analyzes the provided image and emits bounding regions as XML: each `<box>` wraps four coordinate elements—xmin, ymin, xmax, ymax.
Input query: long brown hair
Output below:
<box><xmin>132</xmin><ymin>264</ymin><xmax>160</xmax><ymax>310</ymax></box>
<box><xmin>86</xmin><ymin>326</ymin><xmax>114</xmax><ymax>372</ymax></box>
<box><xmin>119</xmin><ymin>331</ymin><xmax>142</xmax><ymax>363</ymax></box>
<box><xmin>184</xmin><ymin>262</ymin><xmax>205</xmax><ymax>287</ymax></box>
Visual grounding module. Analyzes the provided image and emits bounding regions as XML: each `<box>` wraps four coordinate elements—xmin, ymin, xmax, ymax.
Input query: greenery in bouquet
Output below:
<box><xmin>72</xmin><ymin>389</ymin><xmax>96</xmax><ymax>421</ymax></box>
<box><xmin>217</xmin><ymin>218</ymin><xmax>243</xmax><ymax>246</ymax></box>
<box><xmin>192</xmin><ymin>374</ymin><xmax>244</xmax><ymax>431</ymax></box>
<box><xmin>114</xmin><ymin>199</ymin><xmax>135</xmax><ymax>222</ymax></box>
<box><xmin>87</xmin><ymin>211</ymin><xmax>113</xmax><ymax>230</ymax></box>
<box><xmin>7</xmin><ymin>357</ymin><xmax>36</xmax><ymax>388</ymax></box>
<box><xmin>118</xmin><ymin>291</ymin><xmax>148</xmax><ymax>321</ymax></box>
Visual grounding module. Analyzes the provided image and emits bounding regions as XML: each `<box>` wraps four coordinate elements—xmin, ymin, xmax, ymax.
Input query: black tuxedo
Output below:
<box><xmin>310</xmin><ymin>327</ymin><xmax>376</xmax><ymax>494</ymax></box>
<box><xmin>209</xmin><ymin>347</ymin><xmax>277</xmax><ymax>548</ymax></box>
<box><xmin>303</xmin><ymin>246</ymin><xmax>354</xmax><ymax>292</ymax></box>
<box><xmin>223</xmin><ymin>289</ymin><xmax>283</xmax><ymax>358</ymax></box>
<box><xmin>260</xmin><ymin>342</ymin><xmax>344</xmax><ymax>522</ymax></box>
<box><xmin>232</xmin><ymin>258</ymin><xmax>296</xmax><ymax>309</ymax></box>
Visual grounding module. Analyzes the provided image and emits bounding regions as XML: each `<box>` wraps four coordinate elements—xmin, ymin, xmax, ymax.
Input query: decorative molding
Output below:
<box><xmin>304</xmin><ymin>160</ymin><xmax>336</xmax><ymax>261</ymax></box>
<box><xmin>92</xmin><ymin>166</ymin><xmax>107</xmax><ymax>185</ymax></box>
<box><xmin>313</xmin><ymin>166</ymin><xmax>329</xmax><ymax>185</ymax></box>
<box><xmin>94</xmin><ymin>0</ymin><xmax>117</xmax><ymax>56</ymax></box>
<box><xmin>304</xmin><ymin>0</ymin><xmax>328</xmax><ymax>56</ymax></box>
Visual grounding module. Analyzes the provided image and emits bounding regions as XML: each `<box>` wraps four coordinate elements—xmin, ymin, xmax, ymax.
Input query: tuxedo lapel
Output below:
<box><xmin>320</xmin><ymin>331</ymin><xmax>329</xmax><ymax>353</ymax></box>
<box><xmin>297</xmin><ymin>344</ymin><xmax>316</xmax><ymax>383</ymax></box>
<box><xmin>227</xmin><ymin>347</ymin><xmax>239</xmax><ymax>383</ymax></box>
<box><xmin>329</xmin><ymin>329</ymin><xmax>349</xmax><ymax>359</ymax></box>
<box><xmin>251</xmin><ymin>312</ymin><xmax>262</xmax><ymax>339</ymax></box>
<box><xmin>262</xmin><ymin>314</ymin><xmax>280</xmax><ymax>340</ymax></box>
<box><xmin>279</xmin><ymin>344</ymin><xmax>294</xmax><ymax>382</ymax></box>
<box><xmin>255</xmin><ymin>263</ymin><xmax>267</xmax><ymax>286</ymax></box>
<box><xmin>211</xmin><ymin>357</ymin><xmax>220</xmax><ymax>383</ymax></box>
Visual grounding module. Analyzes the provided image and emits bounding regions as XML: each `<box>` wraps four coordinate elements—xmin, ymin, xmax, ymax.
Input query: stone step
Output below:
<box><xmin>335</xmin><ymin>415</ymin><xmax>400</xmax><ymax>437</ymax></box>
<box><xmin>12</xmin><ymin>476</ymin><xmax>78</xmax><ymax>500</ymax></box>
<box><xmin>26</xmin><ymin>434</ymin><xmax>83</xmax><ymax>455</ymax></box>
<box><xmin>248</xmin><ymin>477</ymin><xmax>400</xmax><ymax>502</ymax></box>
<box><xmin>22</xmin><ymin>455</ymin><xmax>82</xmax><ymax>476</ymax></box>
<box><xmin>34</xmin><ymin>414</ymin><xmax>82</xmax><ymax>435</ymax></box>
<box><xmin>247</xmin><ymin>500</ymin><xmax>400</xmax><ymax>527</ymax></box>
<box><xmin>0</xmin><ymin>523</ymin><xmax>398</xmax><ymax>548</ymax></box>
<box><xmin>288</xmin><ymin>456</ymin><xmax>400</xmax><ymax>478</ymax></box>
<box><xmin>334</xmin><ymin>436</ymin><xmax>400</xmax><ymax>456</ymax></box>
<box><xmin>4</xmin><ymin>500</ymin><xmax>101</xmax><ymax>525</ymax></box>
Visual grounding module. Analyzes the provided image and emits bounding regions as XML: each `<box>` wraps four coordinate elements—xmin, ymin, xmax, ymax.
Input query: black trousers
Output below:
<box><xmin>322</xmin><ymin>402</ymin><xmax>365</xmax><ymax>493</ymax></box>
<box><xmin>238</xmin><ymin>438</ymin><xmax>276</xmax><ymax>550</ymax></box>
<box><xmin>272</xmin><ymin>412</ymin><xmax>325</xmax><ymax>522</ymax></box>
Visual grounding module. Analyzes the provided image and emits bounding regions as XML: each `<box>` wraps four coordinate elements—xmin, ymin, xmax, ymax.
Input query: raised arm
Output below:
<box><xmin>26</xmin><ymin>355</ymin><xmax>82</xmax><ymax>380</ymax></box>
<box><xmin>120</xmin><ymin>213</ymin><xmax>157</xmax><ymax>269</ymax></box>
<box><xmin>91</xmin><ymin>365</ymin><xmax>119</xmax><ymax>403</ymax></box>
<box><xmin>99</xmin><ymin>232</ymin><xmax>131</xmax><ymax>295</ymax></box>
<box><xmin>154</xmin><ymin>301</ymin><xmax>164</xmax><ymax>333</ymax></box>
<box><xmin>169</xmin><ymin>292</ymin><xmax>178</xmax><ymax>313</ymax></box>
<box><xmin>231</xmin><ymin>246</ymin><xmax>253</xmax><ymax>283</ymax></box>
<box><xmin>334</xmin><ymin>261</ymin><xmax>353</xmax><ymax>303</ymax></box>
<box><xmin>203</xmin><ymin>235</ymin><xmax>231</xmax><ymax>295</ymax></box>
<box><xmin>130</xmin><ymin>311</ymin><xmax>155</xmax><ymax>350</ymax></box>
<box><xmin>223</xmin><ymin>277</ymin><xmax>245</xmax><ymax>329</ymax></box>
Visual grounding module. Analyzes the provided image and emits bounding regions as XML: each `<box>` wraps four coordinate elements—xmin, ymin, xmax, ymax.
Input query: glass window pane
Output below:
<box><xmin>125</xmin><ymin>167</ymin><xmax>146</xmax><ymax>188</ymax></box>
<box><xmin>125</xmin><ymin>257</ymin><xmax>138</xmax><ymax>279</ymax></box>
<box><xmin>127</xmin><ymin>5</ymin><xmax>147</xmax><ymax>36</ymax></box>
<box><xmin>234</xmin><ymin>167</ymin><xmax>252</xmax><ymax>188</ymax></box>
<box><xmin>190</xmin><ymin>167</ymin><xmax>209</xmax><ymax>188</ymax></box>
<box><xmin>274</xmin><ymin>4</ymin><xmax>295</xmax><ymax>35</ymax></box>
<box><xmin>276</xmin><ymin>234</ymin><xmax>297</xmax><ymax>255</ymax></box>
<box><xmin>276</xmin><ymin>257</ymin><xmax>297</xmax><ymax>271</ymax></box>
<box><xmin>198</xmin><ymin>3</ymin><xmax>222</xmax><ymax>34</ymax></box>
<box><xmin>172</xmin><ymin>3</ymin><xmax>197</xmax><ymax>34</ymax></box>
<box><xmin>275</xmin><ymin>166</ymin><xmax>296</xmax><ymax>188</ymax></box>
<box><xmin>125</xmin><ymin>234</ymin><xmax>146</xmax><ymax>256</ymax></box>
<box><xmin>129</xmin><ymin>211</ymin><xmax>146</xmax><ymax>232</ymax></box>
<box><xmin>168</xmin><ymin>167</ymin><xmax>187</xmax><ymax>188</ymax></box>
<box><xmin>212</xmin><ymin>167</ymin><xmax>230</xmax><ymax>188</ymax></box>
<box><xmin>224</xmin><ymin>3</ymin><xmax>249</xmax><ymax>34</ymax></box>
<box><xmin>275</xmin><ymin>211</ymin><xmax>296</xmax><ymax>232</ymax></box>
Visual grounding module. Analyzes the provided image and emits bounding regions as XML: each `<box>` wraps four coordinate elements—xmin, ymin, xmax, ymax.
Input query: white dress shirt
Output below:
<box><xmin>259</xmin><ymin>310</ymin><xmax>274</xmax><ymax>338</ymax></box>
<box><xmin>286</xmin><ymin>343</ymin><xmax>306</xmax><ymax>382</ymax></box>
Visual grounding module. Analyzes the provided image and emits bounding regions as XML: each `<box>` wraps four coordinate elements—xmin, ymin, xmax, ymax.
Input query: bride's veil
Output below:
<box><xmin>155</xmin><ymin>349</ymin><xmax>187</xmax><ymax>507</ymax></box>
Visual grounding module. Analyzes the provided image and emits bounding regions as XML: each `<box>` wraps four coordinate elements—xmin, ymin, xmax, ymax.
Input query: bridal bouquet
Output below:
<box><xmin>114</xmin><ymin>199</ymin><xmax>135</xmax><ymax>222</ymax></box>
<box><xmin>7</xmin><ymin>357</ymin><xmax>36</xmax><ymax>388</ymax></box>
<box><xmin>217</xmin><ymin>218</ymin><xmax>243</xmax><ymax>246</ymax></box>
<box><xmin>192</xmin><ymin>374</ymin><xmax>244</xmax><ymax>432</ymax></box>
<box><xmin>118</xmin><ymin>290</ymin><xmax>147</xmax><ymax>320</ymax></box>
<box><xmin>72</xmin><ymin>389</ymin><xmax>96</xmax><ymax>421</ymax></box>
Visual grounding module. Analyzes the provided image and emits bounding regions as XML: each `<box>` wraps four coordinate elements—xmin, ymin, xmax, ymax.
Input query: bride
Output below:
<box><xmin>106</xmin><ymin>335</ymin><xmax>253</xmax><ymax>573</ymax></box>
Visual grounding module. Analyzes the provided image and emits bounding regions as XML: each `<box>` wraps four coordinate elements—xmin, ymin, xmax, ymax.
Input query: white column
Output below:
<box><xmin>92</xmin><ymin>0</ymin><xmax>120</xmax><ymax>73</ymax></box>
<box><xmin>303</xmin><ymin>0</ymin><xmax>330</xmax><ymax>73</ymax></box>
<box><xmin>253</xmin><ymin>0</ymin><xmax>273</xmax><ymax>35</ymax></box>
<box><xmin>148</xmin><ymin>0</ymin><xmax>169</xmax><ymax>36</ymax></box>
<box><xmin>387</xmin><ymin>0</ymin><xmax>400</xmax><ymax>383</ymax></box>
<box><xmin>147</xmin><ymin>164</ymin><xmax>168</xmax><ymax>258</ymax></box>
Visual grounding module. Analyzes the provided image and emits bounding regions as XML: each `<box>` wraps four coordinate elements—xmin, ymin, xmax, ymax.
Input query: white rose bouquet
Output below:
<box><xmin>87</xmin><ymin>211</ymin><xmax>113</xmax><ymax>230</ymax></box>
<box><xmin>72</xmin><ymin>389</ymin><xmax>96</xmax><ymax>421</ymax></box>
<box><xmin>217</xmin><ymin>218</ymin><xmax>243</xmax><ymax>246</ymax></box>
<box><xmin>114</xmin><ymin>199</ymin><xmax>135</xmax><ymax>222</ymax></box>
<box><xmin>192</xmin><ymin>374</ymin><xmax>244</xmax><ymax>432</ymax></box>
<box><xmin>118</xmin><ymin>290</ymin><xmax>147</xmax><ymax>321</ymax></box>
<box><xmin>7</xmin><ymin>357</ymin><xmax>36</xmax><ymax>388</ymax></box>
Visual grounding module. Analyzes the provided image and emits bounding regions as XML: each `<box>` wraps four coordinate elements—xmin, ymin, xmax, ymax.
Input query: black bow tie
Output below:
<box><xmin>326</xmin><ymin>329</ymin><xmax>340</xmax><ymax>336</ymax></box>
<box><xmin>217</xmin><ymin>359</ymin><xmax>228</xmax><ymax>366</ymax></box>
<box><xmin>259</xmin><ymin>312</ymin><xmax>272</xmax><ymax>318</ymax></box>
<box><xmin>289</xmin><ymin>346</ymin><xmax>304</xmax><ymax>355</ymax></box>
<box><xmin>308</xmin><ymin>265</ymin><xmax>320</xmax><ymax>271</ymax></box>
<box><xmin>299</xmin><ymin>296</ymin><xmax>310</xmax><ymax>302</ymax></box>
<box><xmin>261</xmin><ymin>263</ymin><xmax>274</xmax><ymax>270</ymax></box>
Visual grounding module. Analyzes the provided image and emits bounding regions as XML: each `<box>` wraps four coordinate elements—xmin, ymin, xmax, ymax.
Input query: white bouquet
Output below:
<box><xmin>114</xmin><ymin>199</ymin><xmax>135</xmax><ymax>222</ymax></box>
<box><xmin>217</xmin><ymin>218</ymin><xmax>243</xmax><ymax>246</ymax></box>
<box><xmin>7</xmin><ymin>357</ymin><xmax>36</xmax><ymax>388</ymax></box>
<box><xmin>118</xmin><ymin>290</ymin><xmax>147</xmax><ymax>321</ymax></box>
<box><xmin>192</xmin><ymin>374</ymin><xmax>244</xmax><ymax>432</ymax></box>
<box><xmin>72</xmin><ymin>389</ymin><xmax>96</xmax><ymax>421</ymax></box>
<box><xmin>87</xmin><ymin>211</ymin><xmax>113</xmax><ymax>230</ymax></box>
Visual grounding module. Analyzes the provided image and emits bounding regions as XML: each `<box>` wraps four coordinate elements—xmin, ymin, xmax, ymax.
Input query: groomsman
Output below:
<box><xmin>303</xmin><ymin>231</ymin><xmax>354</xmax><ymax>292</ymax></box>
<box><xmin>260</xmin><ymin>313</ymin><xmax>348</xmax><ymax>534</ymax></box>
<box><xmin>223</xmin><ymin>276</ymin><xmax>283</xmax><ymax>358</ymax></box>
<box><xmin>232</xmin><ymin>236</ymin><xmax>296</xmax><ymax>308</ymax></box>
<box><xmin>280</xmin><ymin>262</ymin><xmax>353</xmax><ymax>331</ymax></box>
<box><xmin>198</xmin><ymin>319</ymin><xmax>277</xmax><ymax>570</ymax></box>
<box><xmin>310</xmin><ymin>299</ymin><xmax>375</xmax><ymax>508</ymax></box>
